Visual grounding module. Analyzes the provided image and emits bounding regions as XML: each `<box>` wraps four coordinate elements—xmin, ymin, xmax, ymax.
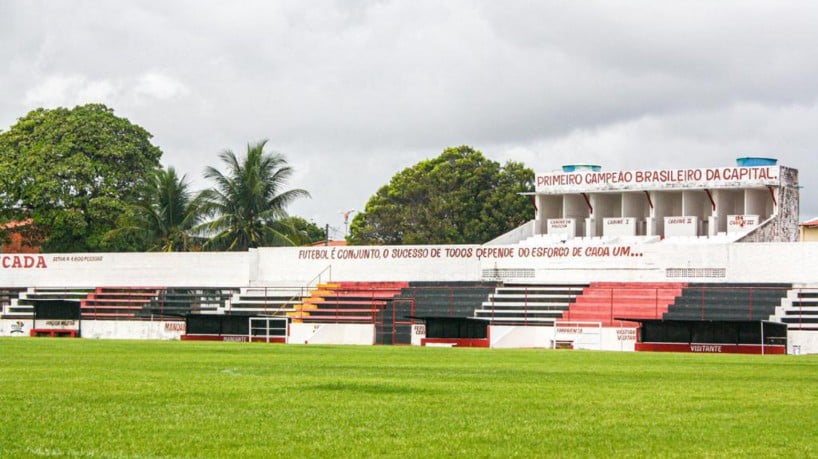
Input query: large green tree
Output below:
<box><xmin>199</xmin><ymin>140</ymin><xmax>310</xmax><ymax>251</ymax></box>
<box><xmin>280</xmin><ymin>216</ymin><xmax>327</xmax><ymax>246</ymax></box>
<box><xmin>106</xmin><ymin>167</ymin><xmax>206</xmax><ymax>252</ymax></box>
<box><xmin>0</xmin><ymin>104</ymin><xmax>163</xmax><ymax>252</ymax></box>
<box><xmin>349</xmin><ymin>145</ymin><xmax>534</xmax><ymax>244</ymax></box>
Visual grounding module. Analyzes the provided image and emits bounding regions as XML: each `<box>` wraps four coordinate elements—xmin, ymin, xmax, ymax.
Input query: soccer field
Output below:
<box><xmin>1</xmin><ymin>339</ymin><xmax>815</xmax><ymax>458</ymax></box>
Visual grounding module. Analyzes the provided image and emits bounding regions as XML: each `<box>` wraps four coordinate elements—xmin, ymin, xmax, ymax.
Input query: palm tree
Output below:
<box><xmin>199</xmin><ymin>140</ymin><xmax>310</xmax><ymax>251</ymax></box>
<box><xmin>106</xmin><ymin>167</ymin><xmax>205</xmax><ymax>251</ymax></box>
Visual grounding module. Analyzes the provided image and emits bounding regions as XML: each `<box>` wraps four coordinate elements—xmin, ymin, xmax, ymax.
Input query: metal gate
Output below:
<box><xmin>376</xmin><ymin>299</ymin><xmax>415</xmax><ymax>345</ymax></box>
<box><xmin>249</xmin><ymin>317</ymin><xmax>289</xmax><ymax>343</ymax></box>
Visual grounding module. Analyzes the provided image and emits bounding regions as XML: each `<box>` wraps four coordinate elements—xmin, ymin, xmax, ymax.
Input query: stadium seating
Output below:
<box><xmin>662</xmin><ymin>283</ymin><xmax>791</xmax><ymax>321</ymax></box>
<box><xmin>224</xmin><ymin>287</ymin><xmax>302</xmax><ymax>316</ymax></box>
<box><xmin>561</xmin><ymin>282</ymin><xmax>686</xmax><ymax>327</ymax></box>
<box><xmin>81</xmin><ymin>287</ymin><xmax>162</xmax><ymax>319</ymax></box>
<box><xmin>396</xmin><ymin>282</ymin><xmax>497</xmax><ymax>317</ymax></box>
<box><xmin>2</xmin><ymin>287</ymin><xmax>92</xmax><ymax>319</ymax></box>
<box><xmin>385</xmin><ymin>282</ymin><xmax>497</xmax><ymax>344</ymax></box>
<box><xmin>771</xmin><ymin>287</ymin><xmax>818</xmax><ymax>330</ymax></box>
<box><xmin>474</xmin><ymin>283</ymin><xmax>587</xmax><ymax>325</ymax></box>
<box><xmin>143</xmin><ymin>288</ymin><xmax>236</xmax><ymax>318</ymax></box>
<box><xmin>0</xmin><ymin>288</ymin><xmax>26</xmax><ymax>318</ymax></box>
<box><xmin>289</xmin><ymin>281</ymin><xmax>408</xmax><ymax>324</ymax></box>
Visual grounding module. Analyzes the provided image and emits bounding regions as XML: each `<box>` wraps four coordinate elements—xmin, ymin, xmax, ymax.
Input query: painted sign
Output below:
<box><xmin>616</xmin><ymin>328</ymin><xmax>637</xmax><ymax>341</ymax></box>
<box><xmin>1</xmin><ymin>255</ymin><xmax>47</xmax><ymax>269</ymax></box>
<box><xmin>10</xmin><ymin>321</ymin><xmax>25</xmax><ymax>334</ymax></box>
<box><xmin>298</xmin><ymin>244</ymin><xmax>644</xmax><ymax>262</ymax></box>
<box><xmin>635</xmin><ymin>342</ymin><xmax>786</xmax><ymax>354</ymax></box>
<box><xmin>664</xmin><ymin>216</ymin><xmax>698</xmax><ymax>238</ymax></box>
<box><xmin>535</xmin><ymin>166</ymin><xmax>780</xmax><ymax>193</ymax></box>
<box><xmin>547</xmin><ymin>218</ymin><xmax>576</xmax><ymax>239</ymax></box>
<box><xmin>164</xmin><ymin>322</ymin><xmax>185</xmax><ymax>332</ymax></box>
<box><xmin>603</xmin><ymin>217</ymin><xmax>636</xmax><ymax>237</ymax></box>
<box><xmin>43</xmin><ymin>320</ymin><xmax>78</xmax><ymax>330</ymax></box>
<box><xmin>727</xmin><ymin>214</ymin><xmax>760</xmax><ymax>233</ymax></box>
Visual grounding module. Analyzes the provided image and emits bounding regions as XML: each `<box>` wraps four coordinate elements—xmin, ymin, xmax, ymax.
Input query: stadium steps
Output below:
<box><xmin>662</xmin><ymin>283</ymin><xmax>791</xmax><ymax>321</ymax></box>
<box><xmin>3</xmin><ymin>287</ymin><xmax>93</xmax><ymax>319</ymax></box>
<box><xmin>381</xmin><ymin>282</ymin><xmax>497</xmax><ymax>344</ymax></box>
<box><xmin>81</xmin><ymin>287</ymin><xmax>163</xmax><ymax>320</ymax></box>
<box><xmin>0</xmin><ymin>288</ymin><xmax>26</xmax><ymax>318</ymax></box>
<box><xmin>290</xmin><ymin>281</ymin><xmax>408</xmax><ymax>324</ymax></box>
<box><xmin>142</xmin><ymin>288</ymin><xmax>237</xmax><ymax>318</ymax></box>
<box><xmin>395</xmin><ymin>282</ymin><xmax>498</xmax><ymax>318</ymax></box>
<box><xmin>560</xmin><ymin>282</ymin><xmax>686</xmax><ymax>327</ymax></box>
<box><xmin>473</xmin><ymin>283</ymin><xmax>586</xmax><ymax>325</ymax></box>
<box><xmin>771</xmin><ymin>287</ymin><xmax>818</xmax><ymax>330</ymax></box>
<box><xmin>226</xmin><ymin>287</ymin><xmax>305</xmax><ymax>316</ymax></box>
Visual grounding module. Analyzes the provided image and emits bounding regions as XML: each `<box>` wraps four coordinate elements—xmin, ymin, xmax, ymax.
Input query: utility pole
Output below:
<box><xmin>340</xmin><ymin>209</ymin><xmax>356</xmax><ymax>238</ymax></box>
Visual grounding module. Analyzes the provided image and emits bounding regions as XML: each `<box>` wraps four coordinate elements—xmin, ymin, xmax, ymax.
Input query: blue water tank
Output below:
<box><xmin>736</xmin><ymin>157</ymin><xmax>777</xmax><ymax>167</ymax></box>
<box><xmin>562</xmin><ymin>164</ymin><xmax>601</xmax><ymax>172</ymax></box>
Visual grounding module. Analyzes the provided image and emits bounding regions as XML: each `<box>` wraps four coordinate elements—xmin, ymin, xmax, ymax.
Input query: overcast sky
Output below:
<box><xmin>3</xmin><ymin>1</ymin><xmax>818</xmax><ymax>238</ymax></box>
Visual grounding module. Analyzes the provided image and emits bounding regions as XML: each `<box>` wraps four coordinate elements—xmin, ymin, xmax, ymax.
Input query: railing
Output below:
<box><xmin>403</xmin><ymin>284</ymin><xmax>498</xmax><ymax>317</ymax></box>
<box><xmin>289</xmin><ymin>283</ymin><xmax>408</xmax><ymax>324</ymax></box>
<box><xmin>478</xmin><ymin>285</ymin><xmax>793</xmax><ymax>327</ymax></box>
<box><xmin>480</xmin><ymin>285</ymin><xmax>583</xmax><ymax>324</ymax></box>
<box><xmin>561</xmin><ymin>287</ymin><xmax>682</xmax><ymax>326</ymax></box>
<box><xmin>667</xmin><ymin>285</ymin><xmax>790</xmax><ymax>321</ymax></box>
<box><xmin>231</xmin><ymin>286</ymin><xmax>311</xmax><ymax>316</ymax></box>
<box><xmin>289</xmin><ymin>284</ymin><xmax>496</xmax><ymax>324</ymax></box>
<box><xmin>5</xmin><ymin>284</ymin><xmax>803</xmax><ymax>328</ymax></box>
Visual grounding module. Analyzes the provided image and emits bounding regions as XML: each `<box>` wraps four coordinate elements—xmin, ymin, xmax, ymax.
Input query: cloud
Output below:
<box><xmin>23</xmin><ymin>72</ymin><xmax>190</xmax><ymax>109</ymax></box>
<box><xmin>133</xmin><ymin>73</ymin><xmax>190</xmax><ymax>101</ymax></box>
<box><xmin>3</xmin><ymin>0</ymin><xmax>818</xmax><ymax>228</ymax></box>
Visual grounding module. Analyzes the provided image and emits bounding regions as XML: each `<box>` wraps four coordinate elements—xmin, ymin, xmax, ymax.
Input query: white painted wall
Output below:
<box><xmin>0</xmin><ymin>252</ymin><xmax>250</xmax><ymax>288</ymax></box>
<box><xmin>479</xmin><ymin>241</ymin><xmax>818</xmax><ymax>284</ymax></box>
<box><xmin>0</xmin><ymin>319</ymin><xmax>33</xmax><ymax>337</ymax></box>
<box><xmin>490</xmin><ymin>325</ymin><xmax>554</xmax><ymax>348</ymax></box>
<box><xmin>82</xmin><ymin>320</ymin><xmax>185</xmax><ymax>340</ymax></box>
<box><xmin>288</xmin><ymin>322</ymin><xmax>374</xmax><ymax>345</ymax></box>
<box><xmin>254</xmin><ymin>245</ymin><xmax>483</xmax><ymax>284</ymax></box>
<box><xmin>788</xmin><ymin>330</ymin><xmax>818</xmax><ymax>354</ymax></box>
<box><xmin>604</xmin><ymin>217</ymin><xmax>637</xmax><ymax>237</ymax></box>
<box><xmin>411</xmin><ymin>323</ymin><xmax>426</xmax><ymax>346</ymax></box>
<box><xmin>5</xmin><ymin>241</ymin><xmax>818</xmax><ymax>294</ymax></box>
<box><xmin>489</xmin><ymin>325</ymin><xmax>637</xmax><ymax>351</ymax></box>
<box><xmin>0</xmin><ymin>318</ymin><xmax>184</xmax><ymax>339</ymax></box>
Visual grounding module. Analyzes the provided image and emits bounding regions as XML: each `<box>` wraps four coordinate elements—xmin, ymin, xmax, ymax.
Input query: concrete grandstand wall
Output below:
<box><xmin>288</xmin><ymin>323</ymin><xmax>374</xmax><ymax>345</ymax></box>
<box><xmin>488</xmin><ymin>325</ymin><xmax>637</xmax><ymax>351</ymax></box>
<box><xmin>0</xmin><ymin>318</ymin><xmax>185</xmax><ymax>339</ymax></box>
<box><xmin>6</xmin><ymin>242</ymin><xmax>818</xmax><ymax>288</ymax></box>
<box><xmin>0</xmin><ymin>252</ymin><xmax>251</xmax><ymax>288</ymax></box>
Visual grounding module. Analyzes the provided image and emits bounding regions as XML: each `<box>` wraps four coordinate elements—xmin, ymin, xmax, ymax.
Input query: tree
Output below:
<box><xmin>349</xmin><ymin>145</ymin><xmax>534</xmax><ymax>244</ymax></box>
<box><xmin>199</xmin><ymin>140</ymin><xmax>310</xmax><ymax>251</ymax></box>
<box><xmin>280</xmin><ymin>216</ymin><xmax>327</xmax><ymax>246</ymax></box>
<box><xmin>105</xmin><ymin>167</ymin><xmax>206</xmax><ymax>251</ymax></box>
<box><xmin>0</xmin><ymin>104</ymin><xmax>163</xmax><ymax>252</ymax></box>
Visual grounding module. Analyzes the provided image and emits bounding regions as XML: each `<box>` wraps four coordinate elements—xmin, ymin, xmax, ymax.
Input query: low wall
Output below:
<box><xmin>489</xmin><ymin>326</ymin><xmax>553</xmax><ymax>348</ymax></box>
<box><xmin>489</xmin><ymin>325</ymin><xmax>637</xmax><ymax>351</ymax></box>
<box><xmin>81</xmin><ymin>320</ymin><xmax>186</xmax><ymax>340</ymax></box>
<box><xmin>0</xmin><ymin>319</ymin><xmax>33</xmax><ymax>337</ymax></box>
<box><xmin>789</xmin><ymin>330</ymin><xmax>818</xmax><ymax>354</ymax></box>
<box><xmin>0</xmin><ymin>319</ymin><xmax>185</xmax><ymax>339</ymax></box>
<box><xmin>288</xmin><ymin>323</ymin><xmax>374</xmax><ymax>345</ymax></box>
<box><xmin>4</xmin><ymin>317</ymin><xmax>815</xmax><ymax>353</ymax></box>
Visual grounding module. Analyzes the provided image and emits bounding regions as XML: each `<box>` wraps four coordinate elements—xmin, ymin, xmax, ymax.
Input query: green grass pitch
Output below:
<box><xmin>1</xmin><ymin>338</ymin><xmax>816</xmax><ymax>458</ymax></box>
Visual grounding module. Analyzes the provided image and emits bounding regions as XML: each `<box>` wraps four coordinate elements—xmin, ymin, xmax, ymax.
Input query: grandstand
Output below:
<box><xmin>2</xmin><ymin>158</ymin><xmax>817</xmax><ymax>353</ymax></box>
